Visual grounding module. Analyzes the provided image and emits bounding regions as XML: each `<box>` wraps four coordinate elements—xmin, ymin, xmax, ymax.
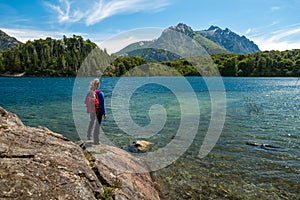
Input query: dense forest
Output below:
<box><xmin>103</xmin><ymin>50</ymin><xmax>300</xmax><ymax>77</ymax></box>
<box><xmin>0</xmin><ymin>35</ymin><xmax>111</xmax><ymax>76</ymax></box>
<box><xmin>212</xmin><ymin>50</ymin><xmax>300</xmax><ymax>77</ymax></box>
<box><xmin>0</xmin><ymin>35</ymin><xmax>299</xmax><ymax>77</ymax></box>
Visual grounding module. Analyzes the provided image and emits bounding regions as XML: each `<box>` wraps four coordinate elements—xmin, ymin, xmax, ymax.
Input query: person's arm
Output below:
<box><xmin>84</xmin><ymin>92</ymin><xmax>88</xmax><ymax>104</ymax></box>
<box><xmin>98</xmin><ymin>91</ymin><xmax>106</xmax><ymax>118</ymax></box>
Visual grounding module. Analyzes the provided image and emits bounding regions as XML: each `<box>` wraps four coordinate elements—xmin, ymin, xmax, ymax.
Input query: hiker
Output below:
<box><xmin>85</xmin><ymin>78</ymin><xmax>106</xmax><ymax>145</ymax></box>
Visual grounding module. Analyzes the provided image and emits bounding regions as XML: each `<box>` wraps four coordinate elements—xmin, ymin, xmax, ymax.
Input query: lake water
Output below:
<box><xmin>0</xmin><ymin>77</ymin><xmax>299</xmax><ymax>199</ymax></box>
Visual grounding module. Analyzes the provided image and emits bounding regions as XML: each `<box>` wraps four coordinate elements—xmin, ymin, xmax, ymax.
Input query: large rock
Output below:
<box><xmin>0</xmin><ymin>107</ymin><xmax>160</xmax><ymax>199</ymax></box>
<box><xmin>0</xmin><ymin>107</ymin><xmax>102</xmax><ymax>199</ymax></box>
<box><xmin>85</xmin><ymin>143</ymin><xmax>160</xmax><ymax>200</ymax></box>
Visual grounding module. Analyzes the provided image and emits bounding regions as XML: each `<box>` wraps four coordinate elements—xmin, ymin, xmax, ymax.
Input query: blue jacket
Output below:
<box><xmin>96</xmin><ymin>90</ymin><xmax>106</xmax><ymax>115</ymax></box>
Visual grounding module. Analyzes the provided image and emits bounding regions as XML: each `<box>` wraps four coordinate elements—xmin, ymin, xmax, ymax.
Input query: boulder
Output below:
<box><xmin>0</xmin><ymin>106</ymin><xmax>102</xmax><ymax>199</ymax></box>
<box><xmin>128</xmin><ymin>140</ymin><xmax>153</xmax><ymax>153</ymax></box>
<box><xmin>86</xmin><ymin>142</ymin><xmax>160</xmax><ymax>200</ymax></box>
<box><xmin>0</xmin><ymin>107</ymin><xmax>160</xmax><ymax>199</ymax></box>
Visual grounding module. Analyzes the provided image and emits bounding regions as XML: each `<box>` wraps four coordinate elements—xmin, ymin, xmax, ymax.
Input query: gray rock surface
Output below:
<box><xmin>0</xmin><ymin>107</ymin><xmax>160</xmax><ymax>199</ymax></box>
<box><xmin>86</xmin><ymin>143</ymin><xmax>160</xmax><ymax>200</ymax></box>
<box><xmin>0</xmin><ymin>29</ymin><xmax>22</xmax><ymax>50</ymax></box>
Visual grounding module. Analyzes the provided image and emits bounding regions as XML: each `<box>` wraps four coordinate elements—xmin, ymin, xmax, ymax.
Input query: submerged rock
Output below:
<box><xmin>0</xmin><ymin>107</ymin><xmax>160</xmax><ymax>199</ymax></box>
<box><xmin>246</xmin><ymin>141</ymin><xmax>280</xmax><ymax>150</ymax></box>
<box><xmin>128</xmin><ymin>140</ymin><xmax>153</xmax><ymax>153</ymax></box>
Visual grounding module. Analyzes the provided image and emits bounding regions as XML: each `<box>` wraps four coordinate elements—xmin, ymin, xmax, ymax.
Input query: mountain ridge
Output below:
<box><xmin>0</xmin><ymin>30</ymin><xmax>22</xmax><ymax>50</ymax></box>
<box><xmin>196</xmin><ymin>25</ymin><xmax>260</xmax><ymax>54</ymax></box>
<box><xmin>117</xmin><ymin>23</ymin><xmax>261</xmax><ymax>61</ymax></box>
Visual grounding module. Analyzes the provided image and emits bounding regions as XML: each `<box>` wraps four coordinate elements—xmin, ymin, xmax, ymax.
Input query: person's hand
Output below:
<box><xmin>103</xmin><ymin>114</ymin><xmax>107</xmax><ymax>119</ymax></box>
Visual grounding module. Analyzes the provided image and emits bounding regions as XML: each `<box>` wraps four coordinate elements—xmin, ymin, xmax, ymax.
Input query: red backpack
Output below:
<box><xmin>86</xmin><ymin>89</ymin><xmax>100</xmax><ymax>113</ymax></box>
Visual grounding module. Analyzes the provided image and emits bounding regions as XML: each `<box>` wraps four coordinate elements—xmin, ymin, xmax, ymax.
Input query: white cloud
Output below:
<box><xmin>244</xmin><ymin>21</ymin><xmax>278</xmax><ymax>38</ymax></box>
<box><xmin>1</xmin><ymin>27</ymin><xmax>164</xmax><ymax>55</ymax></box>
<box><xmin>269</xmin><ymin>28</ymin><xmax>300</xmax><ymax>41</ymax></box>
<box><xmin>271</xmin><ymin>6</ymin><xmax>280</xmax><ymax>12</ymax></box>
<box><xmin>98</xmin><ymin>27</ymin><xmax>163</xmax><ymax>53</ymax></box>
<box><xmin>45</xmin><ymin>0</ymin><xmax>71</xmax><ymax>23</ymax></box>
<box><xmin>245</xmin><ymin>28</ymin><xmax>252</xmax><ymax>35</ymax></box>
<box><xmin>45</xmin><ymin>0</ymin><xmax>170</xmax><ymax>26</ymax></box>
<box><xmin>0</xmin><ymin>28</ymin><xmax>89</xmax><ymax>43</ymax></box>
<box><xmin>250</xmin><ymin>25</ymin><xmax>300</xmax><ymax>51</ymax></box>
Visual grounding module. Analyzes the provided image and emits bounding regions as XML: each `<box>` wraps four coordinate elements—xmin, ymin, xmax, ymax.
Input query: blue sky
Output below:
<box><xmin>1</xmin><ymin>0</ymin><xmax>300</xmax><ymax>52</ymax></box>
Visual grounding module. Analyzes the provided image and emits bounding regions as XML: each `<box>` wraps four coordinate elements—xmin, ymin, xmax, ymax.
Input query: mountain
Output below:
<box><xmin>123</xmin><ymin>48</ymin><xmax>182</xmax><ymax>62</ymax></box>
<box><xmin>165</xmin><ymin>23</ymin><xmax>228</xmax><ymax>55</ymax></box>
<box><xmin>196</xmin><ymin>25</ymin><xmax>260</xmax><ymax>54</ymax></box>
<box><xmin>117</xmin><ymin>23</ymin><xmax>227</xmax><ymax>61</ymax></box>
<box><xmin>117</xmin><ymin>40</ymin><xmax>153</xmax><ymax>55</ymax></box>
<box><xmin>117</xmin><ymin>23</ymin><xmax>261</xmax><ymax>62</ymax></box>
<box><xmin>0</xmin><ymin>30</ymin><xmax>22</xmax><ymax>50</ymax></box>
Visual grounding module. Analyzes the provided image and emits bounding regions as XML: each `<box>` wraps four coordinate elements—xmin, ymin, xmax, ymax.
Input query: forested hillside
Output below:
<box><xmin>212</xmin><ymin>50</ymin><xmax>300</xmax><ymax>77</ymax></box>
<box><xmin>105</xmin><ymin>49</ymin><xmax>300</xmax><ymax>77</ymax></box>
<box><xmin>0</xmin><ymin>35</ymin><xmax>110</xmax><ymax>76</ymax></box>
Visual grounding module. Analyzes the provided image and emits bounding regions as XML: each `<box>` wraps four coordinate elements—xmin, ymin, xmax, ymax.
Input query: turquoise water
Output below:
<box><xmin>0</xmin><ymin>77</ymin><xmax>299</xmax><ymax>199</ymax></box>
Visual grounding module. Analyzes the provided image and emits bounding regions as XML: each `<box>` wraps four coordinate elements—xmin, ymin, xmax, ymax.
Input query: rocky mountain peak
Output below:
<box><xmin>0</xmin><ymin>30</ymin><xmax>22</xmax><ymax>50</ymax></box>
<box><xmin>224</xmin><ymin>28</ymin><xmax>231</xmax><ymax>33</ymax></box>
<box><xmin>118</xmin><ymin>23</ymin><xmax>261</xmax><ymax>59</ymax></box>
<box><xmin>197</xmin><ymin>25</ymin><xmax>260</xmax><ymax>54</ymax></box>
<box><xmin>169</xmin><ymin>23</ymin><xmax>195</xmax><ymax>37</ymax></box>
<box><xmin>208</xmin><ymin>25</ymin><xmax>221</xmax><ymax>31</ymax></box>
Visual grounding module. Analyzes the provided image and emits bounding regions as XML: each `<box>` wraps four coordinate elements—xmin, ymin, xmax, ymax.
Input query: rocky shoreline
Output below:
<box><xmin>0</xmin><ymin>106</ymin><xmax>160</xmax><ymax>199</ymax></box>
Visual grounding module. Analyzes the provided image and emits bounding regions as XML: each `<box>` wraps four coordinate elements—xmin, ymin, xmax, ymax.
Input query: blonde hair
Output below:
<box><xmin>89</xmin><ymin>78</ymin><xmax>100</xmax><ymax>94</ymax></box>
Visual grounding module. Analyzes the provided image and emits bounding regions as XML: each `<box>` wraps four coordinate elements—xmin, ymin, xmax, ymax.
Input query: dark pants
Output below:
<box><xmin>87</xmin><ymin>112</ymin><xmax>103</xmax><ymax>144</ymax></box>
